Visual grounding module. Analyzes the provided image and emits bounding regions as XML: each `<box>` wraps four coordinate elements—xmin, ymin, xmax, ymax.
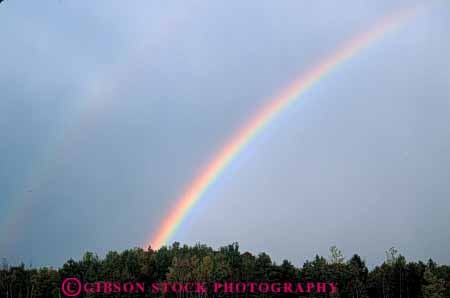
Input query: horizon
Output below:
<box><xmin>0</xmin><ymin>242</ymin><xmax>445</xmax><ymax>270</ymax></box>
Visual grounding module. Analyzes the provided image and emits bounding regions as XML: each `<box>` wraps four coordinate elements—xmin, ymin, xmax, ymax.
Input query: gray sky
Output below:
<box><xmin>0</xmin><ymin>0</ymin><xmax>449</xmax><ymax>268</ymax></box>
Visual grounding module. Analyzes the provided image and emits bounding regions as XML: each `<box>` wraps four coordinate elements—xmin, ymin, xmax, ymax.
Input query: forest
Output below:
<box><xmin>0</xmin><ymin>242</ymin><xmax>449</xmax><ymax>298</ymax></box>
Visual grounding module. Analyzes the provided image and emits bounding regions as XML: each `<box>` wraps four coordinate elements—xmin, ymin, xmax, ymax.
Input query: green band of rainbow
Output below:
<box><xmin>148</xmin><ymin>6</ymin><xmax>420</xmax><ymax>249</ymax></box>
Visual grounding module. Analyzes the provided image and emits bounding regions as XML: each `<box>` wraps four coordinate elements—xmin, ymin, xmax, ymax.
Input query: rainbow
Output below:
<box><xmin>148</xmin><ymin>6</ymin><xmax>421</xmax><ymax>249</ymax></box>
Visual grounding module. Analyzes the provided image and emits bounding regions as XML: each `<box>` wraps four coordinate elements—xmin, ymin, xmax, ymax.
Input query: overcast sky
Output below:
<box><xmin>0</xmin><ymin>0</ymin><xmax>449</xmax><ymax>268</ymax></box>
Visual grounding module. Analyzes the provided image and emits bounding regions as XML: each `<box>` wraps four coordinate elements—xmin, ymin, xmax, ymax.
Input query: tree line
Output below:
<box><xmin>0</xmin><ymin>243</ymin><xmax>449</xmax><ymax>298</ymax></box>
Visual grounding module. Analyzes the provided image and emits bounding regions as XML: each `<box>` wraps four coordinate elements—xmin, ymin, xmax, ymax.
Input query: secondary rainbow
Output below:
<box><xmin>148</xmin><ymin>6</ymin><xmax>420</xmax><ymax>249</ymax></box>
